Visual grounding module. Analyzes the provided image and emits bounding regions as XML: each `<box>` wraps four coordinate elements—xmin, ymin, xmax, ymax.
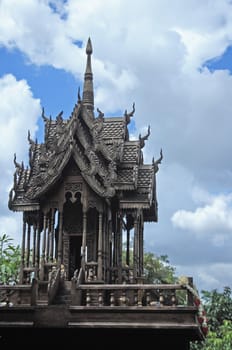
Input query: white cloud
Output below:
<box><xmin>172</xmin><ymin>191</ymin><xmax>232</xmax><ymax>234</ymax></box>
<box><xmin>0</xmin><ymin>74</ymin><xmax>41</xmax><ymax>241</ymax></box>
<box><xmin>177</xmin><ymin>262</ymin><xmax>232</xmax><ymax>292</ymax></box>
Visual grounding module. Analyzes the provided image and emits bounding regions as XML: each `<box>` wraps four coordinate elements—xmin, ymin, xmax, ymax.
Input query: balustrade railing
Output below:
<box><xmin>77</xmin><ymin>283</ymin><xmax>195</xmax><ymax>307</ymax></box>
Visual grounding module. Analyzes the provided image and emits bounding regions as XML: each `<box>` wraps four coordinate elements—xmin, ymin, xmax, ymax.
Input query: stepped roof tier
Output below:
<box><xmin>8</xmin><ymin>38</ymin><xmax>162</xmax><ymax>222</ymax></box>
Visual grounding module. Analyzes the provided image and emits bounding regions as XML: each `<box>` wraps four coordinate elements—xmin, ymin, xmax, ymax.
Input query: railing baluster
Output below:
<box><xmin>137</xmin><ymin>288</ymin><xmax>142</xmax><ymax>307</ymax></box>
<box><xmin>171</xmin><ymin>290</ymin><xmax>177</xmax><ymax>306</ymax></box>
<box><xmin>86</xmin><ymin>290</ymin><xmax>91</xmax><ymax>306</ymax></box>
<box><xmin>159</xmin><ymin>291</ymin><xmax>164</xmax><ymax>306</ymax></box>
<box><xmin>110</xmin><ymin>291</ymin><xmax>115</xmax><ymax>306</ymax></box>
<box><xmin>98</xmin><ymin>290</ymin><xmax>103</xmax><ymax>306</ymax></box>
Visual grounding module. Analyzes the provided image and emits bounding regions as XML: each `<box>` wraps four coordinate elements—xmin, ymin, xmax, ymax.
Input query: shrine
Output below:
<box><xmin>0</xmin><ymin>38</ymin><xmax>206</xmax><ymax>348</ymax></box>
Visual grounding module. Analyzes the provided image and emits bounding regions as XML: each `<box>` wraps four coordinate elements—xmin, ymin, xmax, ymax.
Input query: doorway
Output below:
<box><xmin>69</xmin><ymin>235</ymin><xmax>82</xmax><ymax>279</ymax></box>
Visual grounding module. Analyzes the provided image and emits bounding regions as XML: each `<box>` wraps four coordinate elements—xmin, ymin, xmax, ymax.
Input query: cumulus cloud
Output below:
<box><xmin>172</xmin><ymin>191</ymin><xmax>232</xmax><ymax>234</ymax></box>
<box><xmin>175</xmin><ymin>262</ymin><xmax>232</xmax><ymax>292</ymax></box>
<box><xmin>0</xmin><ymin>74</ymin><xmax>41</xmax><ymax>242</ymax></box>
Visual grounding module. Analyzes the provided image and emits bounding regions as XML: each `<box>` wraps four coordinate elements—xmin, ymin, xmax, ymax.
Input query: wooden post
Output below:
<box><xmin>40</xmin><ymin>213</ymin><xmax>47</xmax><ymax>280</ymax></box>
<box><xmin>35</xmin><ymin>223</ymin><xmax>40</xmax><ymax>278</ymax></box>
<box><xmin>126</xmin><ymin>228</ymin><xmax>130</xmax><ymax>266</ymax></box>
<box><xmin>32</xmin><ymin>223</ymin><xmax>36</xmax><ymax>267</ymax></box>
<box><xmin>46</xmin><ymin>215</ymin><xmax>50</xmax><ymax>263</ymax></box>
<box><xmin>81</xmin><ymin>212</ymin><xmax>87</xmax><ymax>269</ymax></box>
<box><xmin>133</xmin><ymin>213</ymin><xmax>138</xmax><ymax>280</ymax></box>
<box><xmin>50</xmin><ymin>208</ymin><xmax>55</xmax><ymax>262</ymax></box>
<box><xmin>19</xmin><ymin>214</ymin><xmax>26</xmax><ymax>283</ymax></box>
<box><xmin>26</xmin><ymin>223</ymin><xmax>31</xmax><ymax>267</ymax></box>
<box><xmin>57</xmin><ymin>211</ymin><xmax>63</xmax><ymax>266</ymax></box>
<box><xmin>97</xmin><ymin>212</ymin><xmax>103</xmax><ymax>280</ymax></box>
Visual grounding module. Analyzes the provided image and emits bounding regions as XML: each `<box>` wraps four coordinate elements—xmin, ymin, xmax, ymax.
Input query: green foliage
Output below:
<box><xmin>143</xmin><ymin>252</ymin><xmax>177</xmax><ymax>284</ymax></box>
<box><xmin>0</xmin><ymin>233</ymin><xmax>21</xmax><ymax>284</ymax></box>
<box><xmin>191</xmin><ymin>320</ymin><xmax>232</xmax><ymax>350</ymax></box>
<box><xmin>201</xmin><ymin>287</ymin><xmax>232</xmax><ymax>332</ymax></box>
<box><xmin>190</xmin><ymin>287</ymin><xmax>232</xmax><ymax>350</ymax></box>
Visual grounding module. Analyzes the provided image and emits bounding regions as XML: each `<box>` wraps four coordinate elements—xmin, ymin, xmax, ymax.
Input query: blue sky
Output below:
<box><xmin>1</xmin><ymin>0</ymin><xmax>232</xmax><ymax>293</ymax></box>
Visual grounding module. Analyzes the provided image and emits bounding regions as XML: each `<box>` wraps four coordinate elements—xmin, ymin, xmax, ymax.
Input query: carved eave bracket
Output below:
<box><xmin>124</xmin><ymin>103</ymin><xmax>135</xmax><ymax>141</ymax></box>
<box><xmin>153</xmin><ymin>148</ymin><xmax>163</xmax><ymax>174</ymax></box>
<box><xmin>139</xmin><ymin>125</ymin><xmax>151</xmax><ymax>149</ymax></box>
<box><xmin>124</xmin><ymin>102</ymin><xmax>135</xmax><ymax>126</ymax></box>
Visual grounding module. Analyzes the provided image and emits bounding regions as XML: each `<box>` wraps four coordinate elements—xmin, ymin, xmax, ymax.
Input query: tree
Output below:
<box><xmin>190</xmin><ymin>287</ymin><xmax>232</xmax><ymax>350</ymax></box>
<box><xmin>0</xmin><ymin>233</ymin><xmax>21</xmax><ymax>284</ymax></box>
<box><xmin>143</xmin><ymin>252</ymin><xmax>177</xmax><ymax>284</ymax></box>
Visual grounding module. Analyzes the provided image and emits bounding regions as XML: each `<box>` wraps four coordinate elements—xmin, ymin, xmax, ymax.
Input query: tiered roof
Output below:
<box><xmin>8</xmin><ymin>38</ymin><xmax>162</xmax><ymax>222</ymax></box>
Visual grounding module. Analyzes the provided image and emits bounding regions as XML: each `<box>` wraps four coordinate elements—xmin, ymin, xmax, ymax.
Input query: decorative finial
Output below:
<box><xmin>86</xmin><ymin>37</ymin><xmax>93</xmax><ymax>55</ymax></box>
<box><xmin>82</xmin><ymin>37</ymin><xmax>94</xmax><ymax>115</ymax></box>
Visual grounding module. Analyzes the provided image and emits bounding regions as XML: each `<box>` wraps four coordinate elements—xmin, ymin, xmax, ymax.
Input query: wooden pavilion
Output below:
<box><xmin>0</xmin><ymin>38</ymin><xmax>206</xmax><ymax>349</ymax></box>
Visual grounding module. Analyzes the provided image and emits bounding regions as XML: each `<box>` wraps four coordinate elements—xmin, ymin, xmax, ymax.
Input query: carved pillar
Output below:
<box><xmin>113</xmin><ymin>224</ymin><xmax>117</xmax><ymax>267</ymax></box>
<box><xmin>81</xmin><ymin>211</ymin><xmax>87</xmax><ymax>269</ymax></box>
<box><xmin>63</xmin><ymin>234</ymin><xmax>69</xmax><ymax>278</ymax></box>
<box><xmin>107</xmin><ymin>218</ymin><xmax>112</xmax><ymax>282</ymax></box>
<box><xmin>46</xmin><ymin>214</ymin><xmax>50</xmax><ymax>262</ymax></box>
<box><xmin>35</xmin><ymin>223</ymin><xmax>40</xmax><ymax>278</ymax></box>
<box><xmin>139</xmin><ymin>220</ymin><xmax>144</xmax><ymax>276</ymax></box>
<box><xmin>32</xmin><ymin>223</ymin><xmax>36</xmax><ymax>267</ymax></box>
<box><xmin>126</xmin><ymin>228</ymin><xmax>130</xmax><ymax>266</ymax></box>
<box><xmin>40</xmin><ymin>213</ymin><xmax>47</xmax><ymax>280</ymax></box>
<box><xmin>97</xmin><ymin>212</ymin><xmax>103</xmax><ymax>280</ymax></box>
<box><xmin>50</xmin><ymin>208</ymin><xmax>55</xmax><ymax>262</ymax></box>
<box><xmin>133</xmin><ymin>212</ymin><xmax>138</xmax><ymax>280</ymax></box>
<box><xmin>26</xmin><ymin>223</ymin><xmax>31</xmax><ymax>267</ymax></box>
<box><xmin>57</xmin><ymin>211</ymin><xmax>63</xmax><ymax>265</ymax></box>
<box><xmin>19</xmin><ymin>213</ymin><xmax>26</xmax><ymax>283</ymax></box>
<box><xmin>118</xmin><ymin>213</ymin><xmax>123</xmax><ymax>283</ymax></box>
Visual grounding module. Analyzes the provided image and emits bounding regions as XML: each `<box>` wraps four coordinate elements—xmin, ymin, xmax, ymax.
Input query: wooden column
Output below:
<box><xmin>81</xmin><ymin>211</ymin><xmax>87</xmax><ymax>269</ymax></box>
<box><xmin>57</xmin><ymin>211</ymin><xmax>63</xmax><ymax>265</ymax></box>
<box><xmin>133</xmin><ymin>213</ymin><xmax>138</xmax><ymax>280</ymax></box>
<box><xmin>118</xmin><ymin>213</ymin><xmax>123</xmax><ymax>283</ymax></box>
<box><xmin>40</xmin><ymin>213</ymin><xmax>47</xmax><ymax>280</ymax></box>
<box><xmin>19</xmin><ymin>214</ymin><xmax>26</xmax><ymax>283</ymax></box>
<box><xmin>126</xmin><ymin>228</ymin><xmax>130</xmax><ymax>266</ymax></box>
<box><xmin>35</xmin><ymin>223</ymin><xmax>40</xmax><ymax>278</ymax></box>
<box><xmin>107</xmin><ymin>219</ymin><xmax>112</xmax><ymax>283</ymax></box>
<box><xmin>46</xmin><ymin>214</ymin><xmax>50</xmax><ymax>262</ymax></box>
<box><xmin>32</xmin><ymin>223</ymin><xmax>36</xmax><ymax>267</ymax></box>
<box><xmin>140</xmin><ymin>221</ymin><xmax>144</xmax><ymax>276</ymax></box>
<box><xmin>26</xmin><ymin>223</ymin><xmax>31</xmax><ymax>267</ymax></box>
<box><xmin>50</xmin><ymin>208</ymin><xmax>55</xmax><ymax>262</ymax></box>
<box><xmin>97</xmin><ymin>212</ymin><xmax>103</xmax><ymax>280</ymax></box>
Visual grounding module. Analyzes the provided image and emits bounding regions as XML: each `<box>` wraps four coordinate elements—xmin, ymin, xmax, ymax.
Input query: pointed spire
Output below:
<box><xmin>82</xmin><ymin>37</ymin><xmax>94</xmax><ymax>115</ymax></box>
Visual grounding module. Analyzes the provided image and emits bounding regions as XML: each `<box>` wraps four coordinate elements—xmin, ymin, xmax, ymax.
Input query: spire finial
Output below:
<box><xmin>82</xmin><ymin>37</ymin><xmax>94</xmax><ymax>116</ymax></box>
<box><xmin>86</xmin><ymin>37</ymin><xmax>93</xmax><ymax>55</ymax></box>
